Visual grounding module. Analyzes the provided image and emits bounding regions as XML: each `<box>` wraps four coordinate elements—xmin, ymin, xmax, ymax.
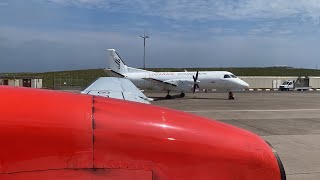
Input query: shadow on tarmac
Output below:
<box><xmin>150</xmin><ymin>94</ymin><xmax>230</xmax><ymax>101</ymax></box>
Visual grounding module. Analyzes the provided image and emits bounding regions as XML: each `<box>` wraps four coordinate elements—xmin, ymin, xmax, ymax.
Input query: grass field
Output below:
<box><xmin>0</xmin><ymin>69</ymin><xmax>106</xmax><ymax>89</ymax></box>
<box><xmin>2</xmin><ymin>67</ymin><xmax>320</xmax><ymax>89</ymax></box>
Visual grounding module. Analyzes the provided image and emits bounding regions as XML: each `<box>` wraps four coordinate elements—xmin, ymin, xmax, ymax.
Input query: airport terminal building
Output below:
<box><xmin>0</xmin><ymin>76</ymin><xmax>42</xmax><ymax>88</ymax></box>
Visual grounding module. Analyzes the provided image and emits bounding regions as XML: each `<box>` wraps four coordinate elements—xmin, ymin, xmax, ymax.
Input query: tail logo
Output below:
<box><xmin>114</xmin><ymin>58</ymin><xmax>121</xmax><ymax>69</ymax></box>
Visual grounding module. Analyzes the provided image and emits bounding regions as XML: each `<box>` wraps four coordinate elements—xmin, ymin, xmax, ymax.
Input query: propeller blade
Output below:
<box><xmin>195</xmin><ymin>71</ymin><xmax>199</xmax><ymax>80</ymax></box>
<box><xmin>192</xmin><ymin>71</ymin><xmax>200</xmax><ymax>94</ymax></box>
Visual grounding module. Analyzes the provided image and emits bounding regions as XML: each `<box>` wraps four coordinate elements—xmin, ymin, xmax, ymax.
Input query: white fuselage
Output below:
<box><xmin>124</xmin><ymin>71</ymin><xmax>249</xmax><ymax>92</ymax></box>
<box><xmin>105</xmin><ymin>49</ymin><xmax>249</xmax><ymax>94</ymax></box>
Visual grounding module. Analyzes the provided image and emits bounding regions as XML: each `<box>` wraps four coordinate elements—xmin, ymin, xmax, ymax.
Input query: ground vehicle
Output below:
<box><xmin>0</xmin><ymin>86</ymin><xmax>285</xmax><ymax>180</ymax></box>
<box><xmin>279</xmin><ymin>77</ymin><xmax>311</xmax><ymax>91</ymax></box>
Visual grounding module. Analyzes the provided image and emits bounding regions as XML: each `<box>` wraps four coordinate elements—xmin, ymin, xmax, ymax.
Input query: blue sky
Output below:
<box><xmin>1</xmin><ymin>0</ymin><xmax>320</xmax><ymax>72</ymax></box>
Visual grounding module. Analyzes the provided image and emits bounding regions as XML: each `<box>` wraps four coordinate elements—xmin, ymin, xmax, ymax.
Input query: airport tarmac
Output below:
<box><xmin>147</xmin><ymin>92</ymin><xmax>320</xmax><ymax>180</ymax></box>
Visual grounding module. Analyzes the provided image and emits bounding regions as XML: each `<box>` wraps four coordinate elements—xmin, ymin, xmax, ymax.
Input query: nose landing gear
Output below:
<box><xmin>180</xmin><ymin>92</ymin><xmax>185</xmax><ymax>98</ymax></box>
<box><xmin>228</xmin><ymin>91</ymin><xmax>234</xmax><ymax>100</ymax></box>
<box><xmin>166</xmin><ymin>90</ymin><xmax>172</xmax><ymax>99</ymax></box>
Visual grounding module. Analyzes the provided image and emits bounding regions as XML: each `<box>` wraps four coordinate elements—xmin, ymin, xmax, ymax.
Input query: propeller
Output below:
<box><xmin>193</xmin><ymin>71</ymin><xmax>200</xmax><ymax>94</ymax></box>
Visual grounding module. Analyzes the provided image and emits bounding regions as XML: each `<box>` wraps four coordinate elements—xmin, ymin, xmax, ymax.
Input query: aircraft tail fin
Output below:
<box><xmin>107</xmin><ymin>49</ymin><xmax>129</xmax><ymax>74</ymax></box>
<box><xmin>107</xmin><ymin>49</ymin><xmax>154</xmax><ymax>74</ymax></box>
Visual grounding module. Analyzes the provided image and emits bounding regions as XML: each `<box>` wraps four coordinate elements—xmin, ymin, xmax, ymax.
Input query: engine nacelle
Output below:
<box><xmin>0</xmin><ymin>86</ymin><xmax>285</xmax><ymax>180</ymax></box>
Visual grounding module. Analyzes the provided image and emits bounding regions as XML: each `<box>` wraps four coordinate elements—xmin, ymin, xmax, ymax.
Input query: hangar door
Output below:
<box><xmin>23</xmin><ymin>79</ymin><xmax>31</xmax><ymax>87</ymax></box>
<box><xmin>3</xmin><ymin>80</ymin><xmax>8</xmax><ymax>85</ymax></box>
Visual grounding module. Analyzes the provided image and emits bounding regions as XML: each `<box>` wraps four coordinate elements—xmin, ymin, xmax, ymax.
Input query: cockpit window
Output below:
<box><xmin>224</xmin><ymin>74</ymin><xmax>237</xmax><ymax>78</ymax></box>
<box><xmin>224</xmin><ymin>74</ymin><xmax>231</xmax><ymax>78</ymax></box>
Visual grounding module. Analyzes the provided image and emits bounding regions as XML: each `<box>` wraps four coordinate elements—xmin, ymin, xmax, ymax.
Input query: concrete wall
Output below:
<box><xmin>31</xmin><ymin>79</ymin><xmax>42</xmax><ymax>88</ymax></box>
<box><xmin>18</xmin><ymin>79</ymin><xmax>23</xmax><ymax>86</ymax></box>
<box><xmin>239</xmin><ymin>76</ymin><xmax>320</xmax><ymax>89</ymax></box>
<box><xmin>309</xmin><ymin>77</ymin><xmax>320</xmax><ymax>89</ymax></box>
<box><xmin>8</xmin><ymin>79</ymin><xmax>15</xmax><ymax>86</ymax></box>
<box><xmin>239</xmin><ymin>76</ymin><xmax>298</xmax><ymax>89</ymax></box>
<box><xmin>14</xmin><ymin>79</ymin><xmax>19</xmax><ymax>86</ymax></box>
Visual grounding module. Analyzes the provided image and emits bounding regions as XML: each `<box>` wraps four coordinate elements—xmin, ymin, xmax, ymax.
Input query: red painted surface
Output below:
<box><xmin>0</xmin><ymin>86</ymin><xmax>283</xmax><ymax>179</ymax></box>
<box><xmin>93</xmin><ymin>96</ymin><xmax>281</xmax><ymax>180</ymax></box>
<box><xmin>0</xmin><ymin>169</ymin><xmax>152</xmax><ymax>180</ymax></box>
<box><xmin>0</xmin><ymin>86</ymin><xmax>93</xmax><ymax>173</ymax></box>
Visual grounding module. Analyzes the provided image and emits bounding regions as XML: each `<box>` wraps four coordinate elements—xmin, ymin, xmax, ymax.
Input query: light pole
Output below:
<box><xmin>140</xmin><ymin>33</ymin><xmax>149</xmax><ymax>70</ymax></box>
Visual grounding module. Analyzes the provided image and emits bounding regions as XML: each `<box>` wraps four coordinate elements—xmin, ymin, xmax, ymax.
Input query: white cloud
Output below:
<box><xmin>1</xmin><ymin>25</ymin><xmax>320</xmax><ymax>72</ymax></box>
<box><xmin>2</xmin><ymin>1</ymin><xmax>320</xmax><ymax>72</ymax></box>
<box><xmin>43</xmin><ymin>0</ymin><xmax>320</xmax><ymax>22</ymax></box>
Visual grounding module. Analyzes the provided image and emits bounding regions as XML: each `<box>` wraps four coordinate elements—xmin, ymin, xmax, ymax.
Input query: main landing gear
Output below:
<box><xmin>228</xmin><ymin>91</ymin><xmax>235</xmax><ymax>100</ymax></box>
<box><xmin>165</xmin><ymin>91</ymin><xmax>185</xmax><ymax>99</ymax></box>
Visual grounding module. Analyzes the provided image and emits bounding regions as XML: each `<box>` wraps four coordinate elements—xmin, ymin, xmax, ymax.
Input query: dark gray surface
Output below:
<box><xmin>149</xmin><ymin>92</ymin><xmax>320</xmax><ymax>180</ymax></box>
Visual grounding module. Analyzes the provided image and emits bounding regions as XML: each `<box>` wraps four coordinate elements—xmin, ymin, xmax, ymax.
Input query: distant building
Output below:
<box><xmin>0</xmin><ymin>76</ymin><xmax>42</xmax><ymax>88</ymax></box>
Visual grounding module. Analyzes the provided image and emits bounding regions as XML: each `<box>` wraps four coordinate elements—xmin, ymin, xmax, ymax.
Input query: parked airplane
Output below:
<box><xmin>105</xmin><ymin>49</ymin><xmax>249</xmax><ymax>99</ymax></box>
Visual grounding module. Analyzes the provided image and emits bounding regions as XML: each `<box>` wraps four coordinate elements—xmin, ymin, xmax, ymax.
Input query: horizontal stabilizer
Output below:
<box><xmin>81</xmin><ymin>77</ymin><xmax>151</xmax><ymax>104</ymax></box>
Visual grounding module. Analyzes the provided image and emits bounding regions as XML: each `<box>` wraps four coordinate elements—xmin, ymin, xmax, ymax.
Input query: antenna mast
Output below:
<box><xmin>139</xmin><ymin>31</ymin><xmax>149</xmax><ymax>70</ymax></box>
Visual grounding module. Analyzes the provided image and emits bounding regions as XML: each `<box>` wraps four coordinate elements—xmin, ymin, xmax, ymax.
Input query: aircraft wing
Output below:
<box><xmin>81</xmin><ymin>77</ymin><xmax>151</xmax><ymax>104</ymax></box>
<box><xmin>143</xmin><ymin>78</ymin><xmax>178</xmax><ymax>88</ymax></box>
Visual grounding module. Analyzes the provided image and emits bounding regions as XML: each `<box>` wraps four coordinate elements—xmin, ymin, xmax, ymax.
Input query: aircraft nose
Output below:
<box><xmin>239</xmin><ymin>80</ymin><xmax>249</xmax><ymax>89</ymax></box>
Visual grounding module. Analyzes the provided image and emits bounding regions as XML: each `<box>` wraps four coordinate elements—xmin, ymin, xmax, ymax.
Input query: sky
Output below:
<box><xmin>1</xmin><ymin>0</ymin><xmax>320</xmax><ymax>72</ymax></box>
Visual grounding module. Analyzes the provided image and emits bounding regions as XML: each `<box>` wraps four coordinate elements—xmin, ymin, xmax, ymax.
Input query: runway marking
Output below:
<box><xmin>185</xmin><ymin>109</ymin><xmax>320</xmax><ymax>113</ymax></box>
<box><xmin>287</xmin><ymin>171</ymin><xmax>320</xmax><ymax>175</ymax></box>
